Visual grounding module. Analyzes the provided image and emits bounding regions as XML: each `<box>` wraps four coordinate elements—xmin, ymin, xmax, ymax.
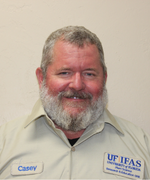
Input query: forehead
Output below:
<box><xmin>46</xmin><ymin>40</ymin><xmax>104</xmax><ymax>78</ymax></box>
<box><xmin>52</xmin><ymin>40</ymin><xmax>101</xmax><ymax>64</ymax></box>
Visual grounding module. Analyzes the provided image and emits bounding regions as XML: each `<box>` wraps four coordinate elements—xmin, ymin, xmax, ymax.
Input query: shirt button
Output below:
<box><xmin>71</xmin><ymin>147</ymin><xmax>75</xmax><ymax>151</ymax></box>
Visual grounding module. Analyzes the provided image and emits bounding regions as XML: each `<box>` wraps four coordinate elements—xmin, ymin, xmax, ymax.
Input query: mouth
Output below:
<box><xmin>66</xmin><ymin>96</ymin><xmax>85</xmax><ymax>100</ymax></box>
<box><xmin>62</xmin><ymin>96</ymin><xmax>90</xmax><ymax>110</ymax></box>
<box><xmin>58</xmin><ymin>91</ymin><xmax>92</xmax><ymax>100</ymax></box>
<box><xmin>58</xmin><ymin>91</ymin><xmax>93</xmax><ymax>111</ymax></box>
<box><xmin>72</xmin><ymin>97</ymin><xmax>80</xmax><ymax>99</ymax></box>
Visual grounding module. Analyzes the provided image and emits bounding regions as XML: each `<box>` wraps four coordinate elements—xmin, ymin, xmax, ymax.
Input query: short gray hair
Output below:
<box><xmin>41</xmin><ymin>26</ymin><xmax>107</xmax><ymax>78</ymax></box>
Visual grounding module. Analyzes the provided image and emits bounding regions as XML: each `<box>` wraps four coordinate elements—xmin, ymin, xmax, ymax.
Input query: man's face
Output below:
<box><xmin>44</xmin><ymin>41</ymin><xmax>105</xmax><ymax>115</ymax></box>
<box><xmin>36</xmin><ymin>40</ymin><xmax>107</xmax><ymax>131</ymax></box>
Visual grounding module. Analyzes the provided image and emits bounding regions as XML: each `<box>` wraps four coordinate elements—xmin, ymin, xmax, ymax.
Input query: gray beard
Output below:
<box><xmin>40</xmin><ymin>82</ymin><xmax>108</xmax><ymax>132</ymax></box>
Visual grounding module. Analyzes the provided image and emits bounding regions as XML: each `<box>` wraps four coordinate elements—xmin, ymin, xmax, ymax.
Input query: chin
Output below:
<box><xmin>64</xmin><ymin>107</ymin><xmax>86</xmax><ymax>116</ymax></box>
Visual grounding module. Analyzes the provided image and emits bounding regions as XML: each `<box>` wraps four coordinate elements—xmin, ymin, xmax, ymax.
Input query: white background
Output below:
<box><xmin>0</xmin><ymin>0</ymin><xmax>150</xmax><ymax>135</ymax></box>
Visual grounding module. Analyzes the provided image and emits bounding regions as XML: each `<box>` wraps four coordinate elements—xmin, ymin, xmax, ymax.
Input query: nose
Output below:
<box><xmin>69</xmin><ymin>73</ymin><xmax>85</xmax><ymax>91</ymax></box>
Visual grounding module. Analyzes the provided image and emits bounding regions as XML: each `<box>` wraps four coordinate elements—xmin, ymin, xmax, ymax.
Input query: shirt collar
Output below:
<box><xmin>103</xmin><ymin>108</ymin><xmax>124</xmax><ymax>135</ymax></box>
<box><xmin>24</xmin><ymin>99</ymin><xmax>46</xmax><ymax>128</ymax></box>
<box><xmin>24</xmin><ymin>99</ymin><xmax>124</xmax><ymax>135</ymax></box>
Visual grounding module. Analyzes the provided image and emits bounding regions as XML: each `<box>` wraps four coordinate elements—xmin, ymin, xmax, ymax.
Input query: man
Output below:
<box><xmin>0</xmin><ymin>26</ymin><xmax>150</xmax><ymax>179</ymax></box>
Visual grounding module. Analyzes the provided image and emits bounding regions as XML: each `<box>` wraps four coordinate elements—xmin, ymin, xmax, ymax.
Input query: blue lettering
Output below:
<box><xmin>136</xmin><ymin>160</ymin><xmax>141</xmax><ymax>167</ymax></box>
<box><xmin>22</xmin><ymin>167</ymin><xmax>26</xmax><ymax>171</ymax></box>
<box><xmin>124</xmin><ymin>157</ymin><xmax>129</xmax><ymax>164</ymax></box>
<box><xmin>135</xmin><ymin>175</ymin><xmax>140</xmax><ymax>178</ymax></box>
<box><xmin>113</xmin><ymin>155</ymin><xmax>118</xmax><ymax>162</ymax></box>
<box><xmin>108</xmin><ymin>154</ymin><xmax>113</xmax><ymax>160</ymax></box>
<box><xmin>26</xmin><ymin>166</ymin><xmax>30</xmax><ymax>171</ymax></box>
<box><xmin>18</xmin><ymin>165</ymin><xmax>37</xmax><ymax>171</ymax></box>
<box><xmin>120</xmin><ymin>156</ymin><xmax>124</xmax><ymax>163</ymax></box>
<box><xmin>30</xmin><ymin>166</ymin><xmax>33</xmax><ymax>171</ymax></box>
<box><xmin>129</xmin><ymin>159</ymin><xmax>135</xmax><ymax>166</ymax></box>
<box><xmin>33</xmin><ymin>166</ymin><xmax>37</xmax><ymax>171</ymax></box>
<box><xmin>18</xmin><ymin>166</ymin><xmax>22</xmax><ymax>171</ymax></box>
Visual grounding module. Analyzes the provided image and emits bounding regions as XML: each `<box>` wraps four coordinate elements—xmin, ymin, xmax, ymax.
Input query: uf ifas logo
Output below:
<box><xmin>107</xmin><ymin>153</ymin><xmax>141</xmax><ymax>167</ymax></box>
<box><xmin>103</xmin><ymin>152</ymin><xmax>144</xmax><ymax>179</ymax></box>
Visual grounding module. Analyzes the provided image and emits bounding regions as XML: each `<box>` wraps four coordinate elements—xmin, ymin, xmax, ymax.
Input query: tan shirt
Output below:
<box><xmin>0</xmin><ymin>99</ymin><xmax>150</xmax><ymax>179</ymax></box>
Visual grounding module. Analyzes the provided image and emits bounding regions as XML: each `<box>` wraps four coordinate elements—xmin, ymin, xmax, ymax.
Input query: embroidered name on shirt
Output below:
<box><xmin>103</xmin><ymin>152</ymin><xmax>144</xmax><ymax>179</ymax></box>
<box><xmin>18</xmin><ymin>165</ymin><xmax>37</xmax><ymax>171</ymax></box>
<box><xmin>11</xmin><ymin>162</ymin><xmax>43</xmax><ymax>176</ymax></box>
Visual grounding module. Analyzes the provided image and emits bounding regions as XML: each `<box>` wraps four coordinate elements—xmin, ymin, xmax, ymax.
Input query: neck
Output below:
<box><xmin>55</xmin><ymin>124</ymin><xmax>85</xmax><ymax>139</ymax></box>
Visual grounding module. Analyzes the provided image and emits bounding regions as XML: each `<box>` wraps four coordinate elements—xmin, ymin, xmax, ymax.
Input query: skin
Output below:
<box><xmin>36</xmin><ymin>40</ymin><xmax>107</xmax><ymax>139</ymax></box>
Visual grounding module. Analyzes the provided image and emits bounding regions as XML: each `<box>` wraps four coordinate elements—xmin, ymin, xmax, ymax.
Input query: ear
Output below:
<box><xmin>36</xmin><ymin>67</ymin><xmax>44</xmax><ymax>88</ymax></box>
<box><xmin>105</xmin><ymin>72</ymin><xmax>107</xmax><ymax>82</ymax></box>
<box><xmin>104</xmin><ymin>72</ymin><xmax>107</xmax><ymax>85</ymax></box>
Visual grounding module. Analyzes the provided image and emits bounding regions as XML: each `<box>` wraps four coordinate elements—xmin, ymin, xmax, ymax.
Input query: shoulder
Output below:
<box><xmin>0</xmin><ymin>115</ymin><xmax>29</xmax><ymax>133</ymax></box>
<box><xmin>112</xmin><ymin>114</ymin><xmax>150</xmax><ymax>152</ymax></box>
<box><xmin>105</xmin><ymin>109</ymin><xmax>150</xmax><ymax>151</ymax></box>
<box><xmin>0</xmin><ymin>99</ymin><xmax>45</xmax><ymax>137</ymax></box>
<box><xmin>0</xmin><ymin>115</ymin><xmax>29</xmax><ymax>144</ymax></box>
<box><xmin>104</xmin><ymin>109</ymin><xmax>149</xmax><ymax>137</ymax></box>
<box><xmin>114</xmin><ymin>114</ymin><xmax>148</xmax><ymax>136</ymax></box>
<box><xmin>0</xmin><ymin>115</ymin><xmax>28</xmax><ymax>150</ymax></box>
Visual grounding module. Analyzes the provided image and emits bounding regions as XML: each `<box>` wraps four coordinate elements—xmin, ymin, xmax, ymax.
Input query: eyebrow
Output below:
<box><xmin>84</xmin><ymin>68</ymin><xmax>99</xmax><ymax>73</ymax></box>
<box><xmin>58</xmin><ymin>67</ymin><xmax>97</xmax><ymax>70</ymax></box>
<box><xmin>84</xmin><ymin>68</ymin><xmax>97</xmax><ymax>71</ymax></box>
<box><xmin>57</xmin><ymin>67</ymin><xmax>99</xmax><ymax>74</ymax></box>
<box><xmin>58</xmin><ymin>67</ymin><xmax>71</xmax><ymax>71</ymax></box>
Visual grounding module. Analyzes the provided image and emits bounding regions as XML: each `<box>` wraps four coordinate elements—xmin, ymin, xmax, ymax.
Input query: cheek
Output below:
<box><xmin>46</xmin><ymin>79</ymin><xmax>69</xmax><ymax>95</ymax></box>
<box><xmin>86</xmin><ymin>83</ymin><xmax>103</xmax><ymax>99</ymax></box>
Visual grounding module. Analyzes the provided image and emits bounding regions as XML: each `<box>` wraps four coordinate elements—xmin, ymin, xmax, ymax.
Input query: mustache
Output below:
<box><xmin>58</xmin><ymin>90</ymin><xmax>93</xmax><ymax>100</ymax></box>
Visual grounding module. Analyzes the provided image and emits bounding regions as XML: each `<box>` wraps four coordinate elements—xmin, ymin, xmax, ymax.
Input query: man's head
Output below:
<box><xmin>40</xmin><ymin>26</ymin><xmax>107</xmax><ymax>79</ymax></box>
<box><xmin>36</xmin><ymin>26</ymin><xmax>108</xmax><ymax>132</ymax></box>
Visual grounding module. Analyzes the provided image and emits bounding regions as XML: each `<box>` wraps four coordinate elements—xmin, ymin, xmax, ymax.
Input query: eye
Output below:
<box><xmin>59</xmin><ymin>72</ymin><xmax>69</xmax><ymax>75</ymax></box>
<box><xmin>83</xmin><ymin>71</ymin><xmax>97</xmax><ymax>79</ymax></box>
<box><xmin>84</xmin><ymin>72</ymin><xmax>96</xmax><ymax>77</ymax></box>
<box><xmin>86</xmin><ymin>73</ymin><xmax>95</xmax><ymax>76</ymax></box>
<box><xmin>57</xmin><ymin>71</ymin><xmax>71</xmax><ymax>78</ymax></box>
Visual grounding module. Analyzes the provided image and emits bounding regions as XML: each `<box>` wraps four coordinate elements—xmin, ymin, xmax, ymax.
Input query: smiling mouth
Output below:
<box><xmin>72</xmin><ymin>97</ymin><xmax>80</xmax><ymax>99</ymax></box>
<box><xmin>67</xmin><ymin>96</ymin><xmax>83</xmax><ymax>99</ymax></box>
<box><xmin>58</xmin><ymin>90</ymin><xmax>93</xmax><ymax>100</ymax></box>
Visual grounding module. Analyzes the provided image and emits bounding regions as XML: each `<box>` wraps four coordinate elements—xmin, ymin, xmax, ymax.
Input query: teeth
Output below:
<box><xmin>73</xmin><ymin>97</ymin><xmax>79</xmax><ymax>99</ymax></box>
